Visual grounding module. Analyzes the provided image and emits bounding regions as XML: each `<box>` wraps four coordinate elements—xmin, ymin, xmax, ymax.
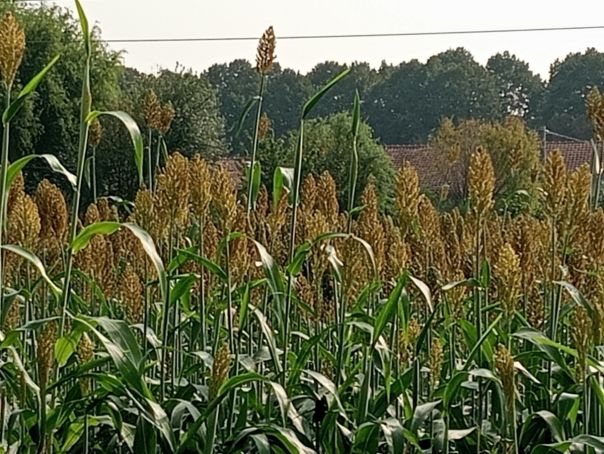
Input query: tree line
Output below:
<box><xmin>2</xmin><ymin>2</ymin><xmax>604</xmax><ymax>203</ymax></box>
<box><xmin>210</xmin><ymin>48</ymin><xmax>604</xmax><ymax>149</ymax></box>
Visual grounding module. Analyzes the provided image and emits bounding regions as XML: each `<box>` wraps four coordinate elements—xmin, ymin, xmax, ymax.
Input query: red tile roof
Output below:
<box><xmin>385</xmin><ymin>140</ymin><xmax>595</xmax><ymax>192</ymax></box>
<box><xmin>386</xmin><ymin>144</ymin><xmax>451</xmax><ymax>192</ymax></box>
<box><xmin>545</xmin><ymin>141</ymin><xmax>594</xmax><ymax>171</ymax></box>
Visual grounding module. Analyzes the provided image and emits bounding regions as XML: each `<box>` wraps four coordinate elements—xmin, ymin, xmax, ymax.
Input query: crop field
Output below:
<box><xmin>2</xmin><ymin>2</ymin><xmax>604</xmax><ymax>453</ymax></box>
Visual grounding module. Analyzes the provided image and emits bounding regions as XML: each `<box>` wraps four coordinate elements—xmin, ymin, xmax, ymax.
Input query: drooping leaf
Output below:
<box><xmin>7</xmin><ymin>154</ymin><xmax>76</xmax><ymax>191</ymax></box>
<box><xmin>87</xmin><ymin>111</ymin><xmax>144</xmax><ymax>185</ymax></box>
<box><xmin>3</xmin><ymin>55</ymin><xmax>60</xmax><ymax>124</ymax></box>
<box><xmin>302</xmin><ymin>68</ymin><xmax>351</xmax><ymax>119</ymax></box>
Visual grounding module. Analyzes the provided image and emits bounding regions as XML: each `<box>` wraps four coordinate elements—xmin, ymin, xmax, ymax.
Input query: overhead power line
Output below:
<box><xmin>91</xmin><ymin>25</ymin><xmax>604</xmax><ymax>44</ymax></box>
<box><xmin>11</xmin><ymin>1</ymin><xmax>604</xmax><ymax>44</ymax></box>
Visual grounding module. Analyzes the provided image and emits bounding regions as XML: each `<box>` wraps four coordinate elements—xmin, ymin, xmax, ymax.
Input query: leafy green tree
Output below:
<box><xmin>487</xmin><ymin>51</ymin><xmax>544</xmax><ymax>126</ymax></box>
<box><xmin>365</xmin><ymin>59</ymin><xmax>429</xmax><ymax>144</ymax></box>
<box><xmin>206</xmin><ymin>61</ymin><xmax>312</xmax><ymax>155</ymax></box>
<box><xmin>365</xmin><ymin>48</ymin><xmax>501</xmax><ymax>144</ymax></box>
<box><xmin>430</xmin><ymin>116</ymin><xmax>541</xmax><ymax>210</ymax></box>
<box><xmin>0</xmin><ymin>3</ymin><xmax>122</xmax><ymax>187</ymax></box>
<box><xmin>423</xmin><ymin>48</ymin><xmax>501</xmax><ymax>133</ymax></box>
<box><xmin>307</xmin><ymin>61</ymin><xmax>378</xmax><ymax>118</ymax></box>
<box><xmin>542</xmin><ymin>48</ymin><xmax>604</xmax><ymax>139</ymax></box>
<box><xmin>281</xmin><ymin>112</ymin><xmax>395</xmax><ymax>209</ymax></box>
<box><xmin>263</xmin><ymin>65</ymin><xmax>313</xmax><ymax>137</ymax></box>
<box><xmin>151</xmin><ymin>67</ymin><xmax>226</xmax><ymax>158</ymax></box>
<box><xmin>95</xmin><ymin>66</ymin><xmax>226</xmax><ymax>198</ymax></box>
<box><xmin>206</xmin><ymin>59</ymin><xmax>259</xmax><ymax>152</ymax></box>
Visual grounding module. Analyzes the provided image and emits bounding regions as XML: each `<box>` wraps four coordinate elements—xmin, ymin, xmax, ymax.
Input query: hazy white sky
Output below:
<box><xmin>46</xmin><ymin>0</ymin><xmax>604</xmax><ymax>79</ymax></box>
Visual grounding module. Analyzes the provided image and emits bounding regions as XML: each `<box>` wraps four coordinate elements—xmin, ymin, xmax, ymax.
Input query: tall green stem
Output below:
<box><xmin>59</xmin><ymin>50</ymin><xmax>91</xmax><ymax>337</ymax></box>
<box><xmin>282</xmin><ymin>122</ymin><xmax>304</xmax><ymax>382</ymax></box>
<box><xmin>0</xmin><ymin>83</ymin><xmax>12</xmax><ymax>312</ymax></box>
<box><xmin>147</xmin><ymin>129</ymin><xmax>153</xmax><ymax>190</ymax></box>
<box><xmin>91</xmin><ymin>145</ymin><xmax>97</xmax><ymax>202</ymax></box>
<box><xmin>246</xmin><ymin>76</ymin><xmax>265</xmax><ymax>213</ymax></box>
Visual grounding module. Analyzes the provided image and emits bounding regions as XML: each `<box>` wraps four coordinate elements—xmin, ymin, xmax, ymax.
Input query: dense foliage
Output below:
<box><xmin>2</xmin><ymin>3</ymin><xmax>604</xmax><ymax>454</ymax></box>
<box><xmin>207</xmin><ymin>48</ymin><xmax>604</xmax><ymax>146</ymax></box>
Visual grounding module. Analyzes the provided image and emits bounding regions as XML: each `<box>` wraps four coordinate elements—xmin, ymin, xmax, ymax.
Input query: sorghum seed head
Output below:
<box><xmin>495</xmin><ymin>344</ymin><xmax>515</xmax><ymax>406</ymax></box>
<box><xmin>0</xmin><ymin>12</ymin><xmax>25</xmax><ymax>87</ymax></box>
<box><xmin>35</xmin><ymin>179</ymin><xmax>68</xmax><ymax>252</ymax></box>
<box><xmin>158</xmin><ymin>101</ymin><xmax>175</xmax><ymax>135</ymax></box>
<box><xmin>156</xmin><ymin>152</ymin><xmax>190</xmax><ymax>231</ymax></box>
<box><xmin>258</xmin><ymin>112</ymin><xmax>271</xmax><ymax>140</ymax></box>
<box><xmin>571</xmin><ymin>306</ymin><xmax>591</xmax><ymax>382</ymax></box>
<box><xmin>429</xmin><ymin>338</ymin><xmax>443</xmax><ymax>389</ymax></box>
<box><xmin>143</xmin><ymin>89</ymin><xmax>162</xmax><ymax>131</ymax></box>
<box><xmin>541</xmin><ymin>149</ymin><xmax>567</xmax><ymax>219</ymax></box>
<box><xmin>496</xmin><ymin>243</ymin><xmax>521</xmax><ymax>319</ymax></box>
<box><xmin>38</xmin><ymin>321</ymin><xmax>57</xmax><ymax>390</ymax></box>
<box><xmin>395</xmin><ymin>161</ymin><xmax>421</xmax><ymax>236</ymax></box>
<box><xmin>189</xmin><ymin>154</ymin><xmax>212</xmax><ymax>220</ymax></box>
<box><xmin>256</xmin><ymin>26</ymin><xmax>276</xmax><ymax>74</ymax></box>
<box><xmin>209</xmin><ymin>342</ymin><xmax>230</xmax><ymax>399</ymax></box>
<box><xmin>88</xmin><ymin>119</ymin><xmax>103</xmax><ymax>148</ymax></box>
<box><xmin>77</xmin><ymin>333</ymin><xmax>94</xmax><ymax>364</ymax></box>
<box><xmin>468</xmin><ymin>147</ymin><xmax>495</xmax><ymax>218</ymax></box>
<box><xmin>586</xmin><ymin>86</ymin><xmax>604</xmax><ymax>140</ymax></box>
<box><xmin>119</xmin><ymin>263</ymin><xmax>144</xmax><ymax>324</ymax></box>
<box><xmin>7</xmin><ymin>193</ymin><xmax>40</xmax><ymax>250</ymax></box>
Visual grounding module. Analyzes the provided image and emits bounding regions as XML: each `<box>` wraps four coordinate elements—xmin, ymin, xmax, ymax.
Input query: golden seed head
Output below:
<box><xmin>417</xmin><ymin>195</ymin><xmax>440</xmax><ymax>241</ymax></box>
<box><xmin>88</xmin><ymin>118</ymin><xmax>103</xmax><ymax>148</ymax></box>
<box><xmin>258</xmin><ymin>112</ymin><xmax>271</xmax><ymax>140</ymax></box>
<box><xmin>8</xmin><ymin>171</ymin><xmax>24</xmax><ymax>214</ymax></box>
<box><xmin>495</xmin><ymin>344</ymin><xmax>515</xmax><ymax>404</ymax></box>
<box><xmin>383</xmin><ymin>217</ymin><xmax>409</xmax><ymax>288</ymax></box>
<box><xmin>38</xmin><ymin>321</ymin><xmax>57</xmax><ymax>390</ymax></box>
<box><xmin>97</xmin><ymin>198</ymin><xmax>119</xmax><ymax>221</ymax></box>
<box><xmin>7</xmin><ymin>193</ymin><xmax>40</xmax><ymax>250</ymax></box>
<box><xmin>408</xmin><ymin>318</ymin><xmax>421</xmax><ymax>341</ymax></box>
<box><xmin>560</xmin><ymin>164</ymin><xmax>591</xmax><ymax>241</ymax></box>
<box><xmin>4</xmin><ymin>299</ymin><xmax>21</xmax><ymax>331</ymax></box>
<box><xmin>156</xmin><ymin>152</ymin><xmax>190</xmax><ymax>232</ymax></box>
<box><xmin>586</xmin><ymin>86</ymin><xmax>604</xmax><ymax>140</ymax></box>
<box><xmin>429</xmin><ymin>338</ymin><xmax>443</xmax><ymax>388</ymax></box>
<box><xmin>0</xmin><ymin>12</ymin><xmax>25</xmax><ymax>87</ymax></box>
<box><xmin>468</xmin><ymin>147</ymin><xmax>495</xmax><ymax>218</ymax></box>
<box><xmin>84</xmin><ymin>203</ymin><xmax>100</xmax><ymax>225</ymax></box>
<box><xmin>496</xmin><ymin>243</ymin><xmax>521</xmax><ymax>319</ymax></box>
<box><xmin>395</xmin><ymin>161</ymin><xmax>421</xmax><ymax>236</ymax></box>
<box><xmin>256</xmin><ymin>26</ymin><xmax>276</xmax><ymax>74</ymax></box>
<box><xmin>189</xmin><ymin>154</ymin><xmax>213</xmax><ymax>220</ymax></box>
<box><xmin>267</xmin><ymin>189</ymin><xmax>289</xmax><ymax>256</ymax></box>
<box><xmin>209</xmin><ymin>342</ymin><xmax>230</xmax><ymax>399</ymax></box>
<box><xmin>143</xmin><ymin>89</ymin><xmax>162</xmax><ymax>131</ymax></box>
<box><xmin>211</xmin><ymin>163</ymin><xmax>238</xmax><ymax>233</ymax></box>
<box><xmin>301</xmin><ymin>173</ymin><xmax>317</xmax><ymax>212</ymax></box>
<box><xmin>296</xmin><ymin>275</ymin><xmax>317</xmax><ymax>321</ymax></box>
<box><xmin>77</xmin><ymin>332</ymin><xmax>95</xmax><ymax>364</ymax></box>
<box><xmin>158</xmin><ymin>101</ymin><xmax>176</xmax><ymax>135</ymax></box>
<box><xmin>76</xmin><ymin>332</ymin><xmax>95</xmax><ymax>394</ymax></box>
<box><xmin>541</xmin><ymin>149</ymin><xmax>567</xmax><ymax>218</ymax></box>
<box><xmin>35</xmin><ymin>179</ymin><xmax>68</xmax><ymax>250</ymax></box>
<box><xmin>357</xmin><ymin>180</ymin><xmax>385</xmax><ymax>273</ymax></box>
<box><xmin>571</xmin><ymin>306</ymin><xmax>591</xmax><ymax>382</ymax></box>
<box><xmin>316</xmin><ymin>171</ymin><xmax>338</xmax><ymax>226</ymax></box>
<box><xmin>119</xmin><ymin>263</ymin><xmax>144</xmax><ymax>324</ymax></box>
<box><xmin>133</xmin><ymin>188</ymin><xmax>156</xmax><ymax>234</ymax></box>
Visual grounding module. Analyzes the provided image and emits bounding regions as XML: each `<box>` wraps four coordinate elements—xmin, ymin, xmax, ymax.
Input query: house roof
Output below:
<box><xmin>545</xmin><ymin>141</ymin><xmax>594</xmax><ymax>171</ymax></box>
<box><xmin>385</xmin><ymin>140</ymin><xmax>595</xmax><ymax>192</ymax></box>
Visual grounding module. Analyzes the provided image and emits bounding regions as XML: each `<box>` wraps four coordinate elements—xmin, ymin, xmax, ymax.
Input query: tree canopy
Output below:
<box><xmin>542</xmin><ymin>48</ymin><xmax>604</xmax><ymax>139</ymax></box>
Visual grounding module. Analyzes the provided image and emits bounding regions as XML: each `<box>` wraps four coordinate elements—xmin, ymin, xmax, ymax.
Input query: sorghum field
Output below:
<box><xmin>2</xmin><ymin>2</ymin><xmax>604</xmax><ymax>453</ymax></box>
